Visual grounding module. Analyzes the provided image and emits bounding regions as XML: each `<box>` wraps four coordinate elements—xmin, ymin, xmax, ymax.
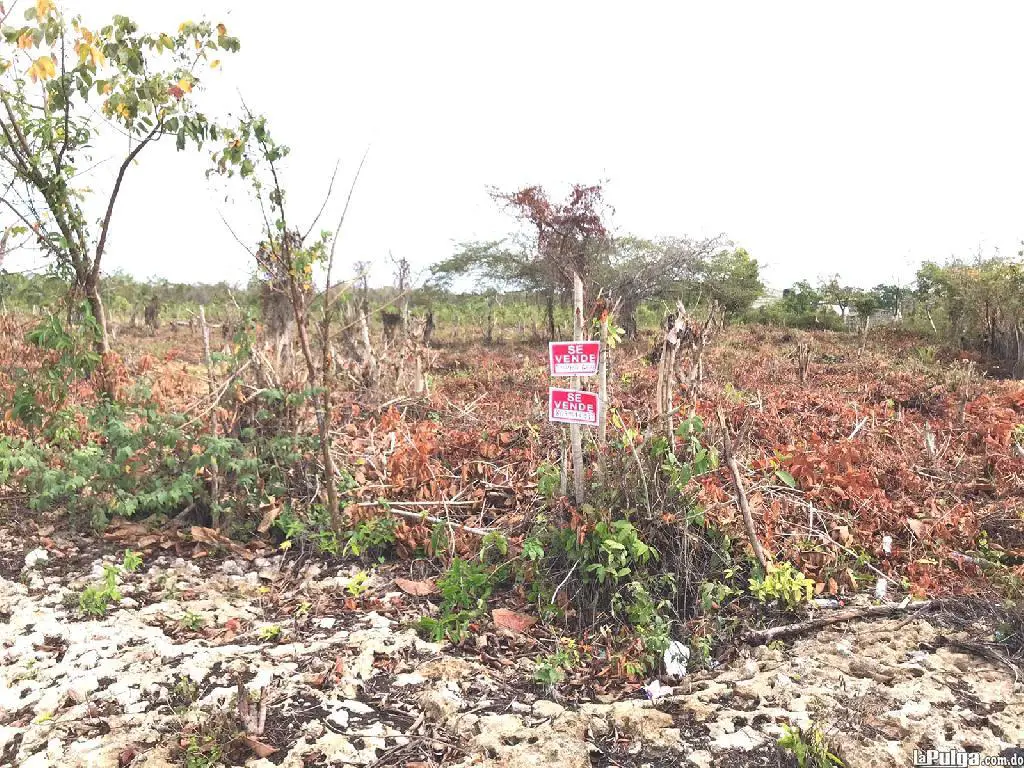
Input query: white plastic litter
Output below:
<box><xmin>663</xmin><ymin>640</ymin><xmax>690</xmax><ymax>679</ymax></box>
<box><xmin>643</xmin><ymin>679</ymin><xmax>671</xmax><ymax>701</ymax></box>
<box><xmin>875</xmin><ymin>577</ymin><xmax>889</xmax><ymax>600</ymax></box>
<box><xmin>23</xmin><ymin>548</ymin><xmax>49</xmax><ymax>570</ymax></box>
<box><xmin>882</xmin><ymin>535</ymin><xmax>893</xmax><ymax>555</ymax></box>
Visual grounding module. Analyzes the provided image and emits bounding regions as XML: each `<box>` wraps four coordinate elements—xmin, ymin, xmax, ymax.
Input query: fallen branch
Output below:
<box><xmin>360</xmin><ymin>503</ymin><xmax>495</xmax><ymax>536</ymax></box>
<box><xmin>742</xmin><ymin>600</ymin><xmax>934</xmax><ymax>645</ymax></box>
<box><xmin>354</xmin><ymin>499</ymin><xmax>479</xmax><ymax>508</ymax></box>
<box><xmin>940</xmin><ymin>638</ymin><xmax>1021</xmax><ymax>686</ymax></box>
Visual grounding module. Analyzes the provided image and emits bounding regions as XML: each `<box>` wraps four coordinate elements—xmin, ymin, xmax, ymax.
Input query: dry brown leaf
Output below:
<box><xmin>304</xmin><ymin>672</ymin><xmax>327</xmax><ymax>689</ymax></box>
<box><xmin>491</xmin><ymin>608</ymin><xmax>537</xmax><ymax>633</ymax></box>
<box><xmin>191</xmin><ymin>526</ymin><xmax>226</xmax><ymax>546</ymax></box>
<box><xmin>241</xmin><ymin>737</ymin><xmax>277</xmax><ymax>758</ymax></box>
<box><xmin>395</xmin><ymin>577</ymin><xmax>436</xmax><ymax>596</ymax></box>
<box><xmin>834</xmin><ymin>525</ymin><xmax>853</xmax><ymax>545</ymax></box>
<box><xmin>190</xmin><ymin>525</ymin><xmax>255</xmax><ymax>561</ymax></box>
<box><xmin>257</xmin><ymin>504</ymin><xmax>282</xmax><ymax>534</ymax></box>
<box><xmin>907</xmin><ymin>518</ymin><xmax>928</xmax><ymax>538</ymax></box>
<box><xmin>105</xmin><ymin>522</ymin><xmax>150</xmax><ymax>540</ymax></box>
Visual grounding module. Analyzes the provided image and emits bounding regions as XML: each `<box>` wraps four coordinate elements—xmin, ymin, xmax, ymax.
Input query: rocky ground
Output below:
<box><xmin>1</xmin><ymin>526</ymin><xmax>1022</xmax><ymax>768</ymax></box>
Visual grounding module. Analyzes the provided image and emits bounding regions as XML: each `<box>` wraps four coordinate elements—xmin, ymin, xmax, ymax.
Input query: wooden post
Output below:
<box><xmin>597</xmin><ymin>309</ymin><xmax>610</xmax><ymax>483</ymax></box>
<box><xmin>570</xmin><ymin>272</ymin><xmax>585</xmax><ymax>506</ymax></box>
<box><xmin>199</xmin><ymin>305</ymin><xmax>221</xmax><ymax>527</ymax></box>
<box><xmin>717</xmin><ymin>408</ymin><xmax>766</xmax><ymax>569</ymax></box>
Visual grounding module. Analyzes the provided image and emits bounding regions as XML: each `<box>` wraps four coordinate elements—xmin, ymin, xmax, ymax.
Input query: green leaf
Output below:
<box><xmin>775</xmin><ymin>470</ymin><xmax>797</xmax><ymax>488</ymax></box>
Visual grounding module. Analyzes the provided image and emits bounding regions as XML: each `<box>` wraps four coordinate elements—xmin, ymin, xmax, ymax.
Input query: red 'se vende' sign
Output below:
<box><xmin>549</xmin><ymin>341</ymin><xmax>600</xmax><ymax>376</ymax></box>
<box><xmin>549</xmin><ymin>387</ymin><xmax>599</xmax><ymax>426</ymax></box>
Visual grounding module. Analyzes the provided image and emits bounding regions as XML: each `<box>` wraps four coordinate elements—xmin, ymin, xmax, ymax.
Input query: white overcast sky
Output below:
<box><xmin>10</xmin><ymin>1</ymin><xmax>1024</xmax><ymax>290</ymax></box>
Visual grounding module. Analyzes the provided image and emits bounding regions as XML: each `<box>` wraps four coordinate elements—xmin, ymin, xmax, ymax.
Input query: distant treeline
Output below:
<box><xmin>2</xmin><ymin>252</ymin><xmax>1021</xmax><ymax>373</ymax></box>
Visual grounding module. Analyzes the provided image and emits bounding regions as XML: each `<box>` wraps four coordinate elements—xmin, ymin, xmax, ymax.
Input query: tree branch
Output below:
<box><xmin>742</xmin><ymin>602</ymin><xmax>934</xmax><ymax>645</ymax></box>
<box><xmin>717</xmin><ymin>408</ymin><xmax>768</xmax><ymax>570</ymax></box>
<box><xmin>302</xmin><ymin>159</ymin><xmax>340</xmax><ymax>242</ymax></box>
<box><xmin>322</xmin><ymin>147</ymin><xmax>369</xmax><ymax>318</ymax></box>
<box><xmin>53</xmin><ymin>30</ymin><xmax>72</xmax><ymax>176</ymax></box>
<box><xmin>90</xmin><ymin>121</ymin><xmax>163</xmax><ymax>284</ymax></box>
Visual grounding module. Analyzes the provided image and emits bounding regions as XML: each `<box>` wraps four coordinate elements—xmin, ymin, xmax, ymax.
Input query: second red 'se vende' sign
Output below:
<box><xmin>549</xmin><ymin>387</ymin><xmax>599</xmax><ymax>426</ymax></box>
<box><xmin>549</xmin><ymin>341</ymin><xmax>600</xmax><ymax>376</ymax></box>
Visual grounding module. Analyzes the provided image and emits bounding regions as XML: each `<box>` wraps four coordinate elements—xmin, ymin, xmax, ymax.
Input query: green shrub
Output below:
<box><xmin>344</xmin><ymin>515</ymin><xmax>397</xmax><ymax>558</ymax></box>
<box><xmin>416</xmin><ymin>557</ymin><xmax>506</xmax><ymax>643</ymax></box>
<box><xmin>749</xmin><ymin>561</ymin><xmax>814</xmax><ymax>610</ymax></box>
<box><xmin>778</xmin><ymin>724</ymin><xmax>844</xmax><ymax>767</ymax></box>
<box><xmin>533</xmin><ymin>639</ymin><xmax>581</xmax><ymax>688</ymax></box>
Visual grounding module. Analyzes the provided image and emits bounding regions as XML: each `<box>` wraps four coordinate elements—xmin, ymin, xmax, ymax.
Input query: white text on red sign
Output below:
<box><xmin>549</xmin><ymin>341</ymin><xmax>600</xmax><ymax>376</ymax></box>
<box><xmin>548</xmin><ymin>387</ymin><xmax>600</xmax><ymax>426</ymax></box>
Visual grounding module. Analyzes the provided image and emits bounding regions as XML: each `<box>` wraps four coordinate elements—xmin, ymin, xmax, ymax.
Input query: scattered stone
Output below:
<box><xmin>417</xmin><ymin>683</ymin><xmax>464</xmax><ymax>723</ymax></box>
<box><xmin>394</xmin><ymin>672</ymin><xmax>426</xmax><ymax>686</ymax></box>
<box><xmin>711</xmin><ymin>726</ymin><xmax>768</xmax><ymax>752</ymax></box>
<box><xmin>340</xmin><ymin>698</ymin><xmax>375</xmax><ymax>715</ymax></box>
<box><xmin>24</xmin><ymin>549</ymin><xmax>49</xmax><ymax>569</ymax></box>
<box><xmin>326</xmin><ymin>707</ymin><xmax>349</xmax><ymax>730</ymax></box>
<box><xmin>67</xmin><ymin>676</ymin><xmax>99</xmax><ymax>704</ymax></box>
<box><xmin>2</xmin><ymin>543</ymin><xmax>1022</xmax><ymax>768</ymax></box>
<box><xmin>532</xmin><ymin>699</ymin><xmax>565</xmax><ymax>719</ymax></box>
<box><xmin>849</xmin><ymin>657</ymin><xmax>896</xmax><ymax>684</ymax></box>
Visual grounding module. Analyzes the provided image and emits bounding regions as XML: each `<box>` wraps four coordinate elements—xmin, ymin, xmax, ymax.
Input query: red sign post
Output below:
<box><xmin>549</xmin><ymin>387</ymin><xmax>600</xmax><ymax>426</ymax></box>
<box><xmin>549</xmin><ymin>341</ymin><xmax>600</xmax><ymax>377</ymax></box>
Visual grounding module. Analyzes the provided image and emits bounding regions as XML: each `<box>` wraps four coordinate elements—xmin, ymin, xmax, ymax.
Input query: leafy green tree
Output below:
<box><xmin>872</xmin><ymin>283</ymin><xmax>905</xmax><ymax>319</ymax></box>
<box><xmin>781</xmin><ymin>281</ymin><xmax>821</xmax><ymax>315</ymax></box>
<box><xmin>597</xmin><ymin>235</ymin><xmax>718</xmax><ymax>337</ymax></box>
<box><xmin>819</xmin><ymin>275</ymin><xmax>855</xmax><ymax>320</ymax></box>
<box><xmin>914</xmin><ymin>261</ymin><xmax>949</xmax><ymax>333</ymax></box>
<box><xmin>0</xmin><ymin>2</ymin><xmax>239</xmax><ymax>351</ymax></box>
<box><xmin>696</xmin><ymin>247</ymin><xmax>764</xmax><ymax>317</ymax></box>
<box><xmin>850</xmin><ymin>288</ymin><xmax>880</xmax><ymax>333</ymax></box>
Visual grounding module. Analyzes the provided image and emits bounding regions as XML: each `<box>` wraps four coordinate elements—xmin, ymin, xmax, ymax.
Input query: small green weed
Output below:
<box><xmin>78</xmin><ymin>549</ymin><xmax>142</xmax><ymax>617</ymax></box>
<box><xmin>534</xmin><ymin>638</ymin><xmax>581</xmax><ymax>688</ymax></box>
<box><xmin>172</xmin><ymin>676</ymin><xmax>200</xmax><ymax>706</ymax></box>
<box><xmin>913</xmin><ymin>345</ymin><xmax>938</xmax><ymax>365</ymax></box>
<box><xmin>345</xmin><ymin>570</ymin><xmax>371</xmax><ymax>597</ymax></box>
<box><xmin>777</xmin><ymin>724</ymin><xmax>844</xmax><ymax>767</ymax></box>
<box><xmin>345</xmin><ymin>515</ymin><xmax>397</xmax><ymax>558</ymax></box>
<box><xmin>416</xmin><ymin>557</ymin><xmax>504</xmax><ymax>643</ymax></box>
<box><xmin>258</xmin><ymin>624</ymin><xmax>282</xmax><ymax>642</ymax></box>
<box><xmin>184</xmin><ymin>735</ymin><xmax>223</xmax><ymax>768</ymax></box>
<box><xmin>536</xmin><ymin>461</ymin><xmax>561</xmax><ymax>499</ymax></box>
<box><xmin>749</xmin><ymin>561</ymin><xmax>814</xmax><ymax>610</ymax></box>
